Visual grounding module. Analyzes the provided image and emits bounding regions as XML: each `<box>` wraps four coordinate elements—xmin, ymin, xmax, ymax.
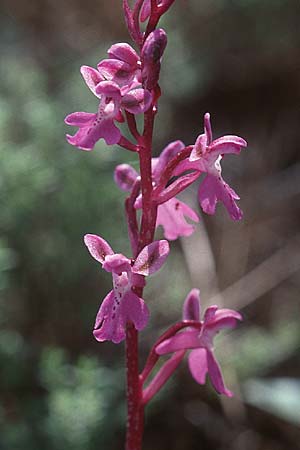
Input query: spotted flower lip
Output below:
<box><xmin>84</xmin><ymin>234</ymin><xmax>169</xmax><ymax>343</ymax></box>
<box><xmin>156</xmin><ymin>289</ymin><xmax>242</xmax><ymax>397</ymax></box>
<box><xmin>65</xmin><ymin>79</ymin><xmax>152</xmax><ymax>151</ymax></box>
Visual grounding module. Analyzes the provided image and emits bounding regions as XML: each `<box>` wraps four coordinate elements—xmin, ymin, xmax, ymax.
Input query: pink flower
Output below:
<box><xmin>176</xmin><ymin>113</ymin><xmax>247</xmax><ymax>220</ymax></box>
<box><xmin>65</xmin><ymin>44</ymin><xmax>152</xmax><ymax>151</ymax></box>
<box><xmin>156</xmin><ymin>289</ymin><xmax>242</xmax><ymax>396</ymax></box>
<box><xmin>84</xmin><ymin>234</ymin><xmax>169</xmax><ymax>343</ymax></box>
<box><xmin>114</xmin><ymin>140</ymin><xmax>199</xmax><ymax>240</ymax></box>
<box><xmin>98</xmin><ymin>42</ymin><xmax>141</xmax><ymax>88</ymax></box>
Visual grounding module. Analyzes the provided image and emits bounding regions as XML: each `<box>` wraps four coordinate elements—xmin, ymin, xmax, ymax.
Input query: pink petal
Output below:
<box><xmin>204</xmin><ymin>309</ymin><xmax>242</xmax><ymax>339</ymax></box>
<box><xmin>211</xmin><ymin>308</ymin><xmax>243</xmax><ymax>323</ymax></box>
<box><xmin>156</xmin><ymin>198</ymin><xmax>199</xmax><ymax>241</ymax></box>
<box><xmin>84</xmin><ymin>234</ymin><xmax>114</xmax><ymax>263</ymax></box>
<box><xmin>190</xmin><ymin>133</ymin><xmax>208</xmax><ymax>161</ymax></box>
<box><xmin>102</xmin><ymin>253</ymin><xmax>131</xmax><ymax>274</ymax></box>
<box><xmin>203</xmin><ymin>305</ymin><xmax>218</xmax><ymax>323</ymax></box>
<box><xmin>93</xmin><ymin>290</ymin><xmax>149</xmax><ymax>344</ymax></box>
<box><xmin>93</xmin><ymin>290</ymin><xmax>120</xmax><ymax>342</ymax></box>
<box><xmin>207</xmin><ymin>350</ymin><xmax>233</xmax><ymax>397</ymax></box>
<box><xmin>80</xmin><ymin>66</ymin><xmax>104</xmax><ymax>97</ymax></box>
<box><xmin>198</xmin><ymin>174</ymin><xmax>243</xmax><ymax>220</ymax></box>
<box><xmin>114</xmin><ymin>164</ymin><xmax>139</xmax><ymax>192</ymax></box>
<box><xmin>122</xmin><ymin>88</ymin><xmax>152</xmax><ymax>114</ymax></box>
<box><xmin>95</xmin><ymin>80</ymin><xmax>121</xmax><ymax>99</ymax></box>
<box><xmin>156</xmin><ymin>330</ymin><xmax>200</xmax><ymax>355</ymax></box>
<box><xmin>107</xmin><ymin>43</ymin><xmax>139</xmax><ymax>68</ymax></box>
<box><xmin>97</xmin><ymin>59</ymin><xmax>134</xmax><ymax>87</ymax></box>
<box><xmin>183</xmin><ymin>289</ymin><xmax>201</xmax><ymax>321</ymax></box>
<box><xmin>97</xmin><ymin>118</ymin><xmax>121</xmax><ymax>146</ymax></box>
<box><xmin>88</xmin><ymin>119</ymin><xmax>121</xmax><ymax>148</ymax></box>
<box><xmin>209</xmin><ymin>135</ymin><xmax>247</xmax><ymax>157</ymax></box>
<box><xmin>188</xmin><ymin>348</ymin><xmax>208</xmax><ymax>384</ymax></box>
<box><xmin>123</xmin><ymin>291</ymin><xmax>150</xmax><ymax>332</ymax></box>
<box><xmin>65</xmin><ymin>111</ymin><xmax>96</xmax><ymax>126</ymax></box>
<box><xmin>66</xmin><ymin>113</ymin><xmax>121</xmax><ymax>150</ymax></box>
<box><xmin>155</xmin><ymin>171</ymin><xmax>200</xmax><ymax>204</ymax></box>
<box><xmin>153</xmin><ymin>140</ymin><xmax>185</xmax><ymax>180</ymax></box>
<box><xmin>132</xmin><ymin>240</ymin><xmax>169</xmax><ymax>276</ymax></box>
<box><xmin>180</xmin><ymin>200</ymin><xmax>200</xmax><ymax>222</ymax></box>
<box><xmin>66</xmin><ymin>129</ymin><xmax>92</xmax><ymax>151</ymax></box>
<box><xmin>173</xmin><ymin>158</ymin><xmax>206</xmax><ymax>177</ymax></box>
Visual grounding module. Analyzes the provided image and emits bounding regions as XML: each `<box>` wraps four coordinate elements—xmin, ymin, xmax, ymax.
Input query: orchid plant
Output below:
<box><xmin>65</xmin><ymin>1</ymin><xmax>247</xmax><ymax>449</ymax></box>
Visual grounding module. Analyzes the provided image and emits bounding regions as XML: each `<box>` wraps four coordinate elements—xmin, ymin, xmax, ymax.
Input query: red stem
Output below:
<box><xmin>125</xmin><ymin>105</ymin><xmax>157</xmax><ymax>450</ymax></box>
<box><xmin>125</xmin><ymin>177</ymin><xmax>141</xmax><ymax>257</ymax></box>
<box><xmin>125</xmin><ymin>324</ymin><xmax>144</xmax><ymax>450</ymax></box>
<box><xmin>138</xmin><ymin>109</ymin><xmax>157</xmax><ymax>250</ymax></box>
<box><xmin>126</xmin><ymin>111</ymin><xmax>141</xmax><ymax>142</ymax></box>
<box><xmin>118</xmin><ymin>136</ymin><xmax>139</xmax><ymax>152</ymax></box>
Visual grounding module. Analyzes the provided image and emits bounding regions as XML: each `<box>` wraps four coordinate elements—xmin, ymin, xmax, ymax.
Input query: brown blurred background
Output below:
<box><xmin>0</xmin><ymin>1</ymin><xmax>300</xmax><ymax>449</ymax></box>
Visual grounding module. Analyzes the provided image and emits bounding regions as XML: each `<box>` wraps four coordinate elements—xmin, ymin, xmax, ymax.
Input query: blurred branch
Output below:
<box><xmin>210</xmin><ymin>234</ymin><xmax>300</xmax><ymax>310</ymax></box>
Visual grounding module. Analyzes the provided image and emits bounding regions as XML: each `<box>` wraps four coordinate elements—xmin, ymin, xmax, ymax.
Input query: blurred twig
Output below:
<box><xmin>210</xmin><ymin>234</ymin><xmax>300</xmax><ymax>310</ymax></box>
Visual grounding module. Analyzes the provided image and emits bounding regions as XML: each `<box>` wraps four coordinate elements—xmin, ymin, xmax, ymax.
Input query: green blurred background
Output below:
<box><xmin>0</xmin><ymin>0</ymin><xmax>300</xmax><ymax>449</ymax></box>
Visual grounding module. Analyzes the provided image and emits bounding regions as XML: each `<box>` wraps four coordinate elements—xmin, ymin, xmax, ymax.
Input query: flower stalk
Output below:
<box><xmin>64</xmin><ymin>1</ymin><xmax>248</xmax><ymax>449</ymax></box>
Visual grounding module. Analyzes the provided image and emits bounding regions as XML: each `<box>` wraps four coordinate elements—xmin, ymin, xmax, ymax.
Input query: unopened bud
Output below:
<box><xmin>141</xmin><ymin>28</ymin><xmax>167</xmax><ymax>89</ymax></box>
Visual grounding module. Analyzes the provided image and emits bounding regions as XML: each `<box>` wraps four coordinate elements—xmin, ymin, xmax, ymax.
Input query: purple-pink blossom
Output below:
<box><xmin>114</xmin><ymin>140</ymin><xmax>199</xmax><ymax>240</ymax></box>
<box><xmin>84</xmin><ymin>234</ymin><xmax>169</xmax><ymax>343</ymax></box>
<box><xmin>176</xmin><ymin>113</ymin><xmax>247</xmax><ymax>220</ymax></box>
<box><xmin>156</xmin><ymin>289</ymin><xmax>242</xmax><ymax>396</ymax></box>
<box><xmin>65</xmin><ymin>43</ymin><xmax>152</xmax><ymax>151</ymax></box>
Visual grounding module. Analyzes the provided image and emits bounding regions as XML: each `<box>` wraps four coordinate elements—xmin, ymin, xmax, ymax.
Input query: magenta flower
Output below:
<box><xmin>65</xmin><ymin>44</ymin><xmax>152</xmax><ymax>151</ymax></box>
<box><xmin>84</xmin><ymin>234</ymin><xmax>169</xmax><ymax>343</ymax></box>
<box><xmin>156</xmin><ymin>289</ymin><xmax>242</xmax><ymax>396</ymax></box>
<box><xmin>98</xmin><ymin>42</ymin><xmax>141</xmax><ymax>88</ymax></box>
<box><xmin>176</xmin><ymin>113</ymin><xmax>247</xmax><ymax>220</ymax></box>
<box><xmin>114</xmin><ymin>140</ymin><xmax>199</xmax><ymax>240</ymax></box>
